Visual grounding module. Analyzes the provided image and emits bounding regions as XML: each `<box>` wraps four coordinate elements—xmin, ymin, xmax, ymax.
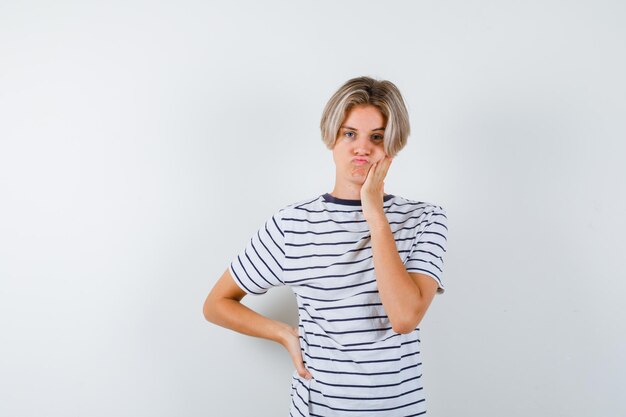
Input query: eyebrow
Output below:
<box><xmin>340</xmin><ymin>125</ymin><xmax>385</xmax><ymax>131</ymax></box>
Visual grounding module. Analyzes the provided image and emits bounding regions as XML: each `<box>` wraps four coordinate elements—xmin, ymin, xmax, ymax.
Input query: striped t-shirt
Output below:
<box><xmin>229</xmin><ymin>192</ymin><xmax>449</xmax><ymax>417</ymax></box>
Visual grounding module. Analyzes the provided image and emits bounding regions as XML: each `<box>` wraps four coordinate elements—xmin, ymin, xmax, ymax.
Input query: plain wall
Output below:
<box><xmin>1</xmin><ymin>1</ymin><xmax>625</xmax><ymax>416</ymax></box>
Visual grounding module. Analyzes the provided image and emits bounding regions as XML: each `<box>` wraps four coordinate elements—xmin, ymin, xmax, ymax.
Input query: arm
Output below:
<box><xmin>360</xmin><ymin>156</ymin><xmax>440</xmax><ymax>334</ymax></box>
<box><xmin>368</xmin><ymin>214</ymin><xmax>439</xmax><ymax>333</ymax></box>
<box><xmin>203</xmin><ymin>268</ymin><xmax>312</xmax><ymax>379</ymax></box>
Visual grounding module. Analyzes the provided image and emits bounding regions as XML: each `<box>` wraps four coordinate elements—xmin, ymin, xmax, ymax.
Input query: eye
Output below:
<box><xmin>343</xmin><ymin>131</ymin><xmax>355</xmax><ymax>139</ymax></box>
<box><xmin>371</xmin><ymin>134</ymin><xmax>384</xmax><ymax>141</ymax></box>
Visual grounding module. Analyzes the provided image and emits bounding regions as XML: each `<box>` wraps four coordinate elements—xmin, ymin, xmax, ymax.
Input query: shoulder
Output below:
<box><xmin>390</xmin><ymin>194</ymin><xmax>447</xmax><ymax>218</ymax></box>
<box><xmin>390</xmin><ymin>196</ymin><xmax>449</xmax><ymax>248</ymax></box>
<box><xmin>271</xmin><ymin>194</ymin><xmax>326</xmax><ymax>222</ymax></box>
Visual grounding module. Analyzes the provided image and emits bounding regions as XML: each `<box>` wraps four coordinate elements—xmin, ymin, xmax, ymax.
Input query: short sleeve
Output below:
<box><xmin>405</xmin><ymin>207</ymin><xmax>448</xmax><ymax>294</ymax></box>
<box><xmin>228</xmin><ymin>209</ymin><xmax>286</xmax><ymax>295</ymax></box>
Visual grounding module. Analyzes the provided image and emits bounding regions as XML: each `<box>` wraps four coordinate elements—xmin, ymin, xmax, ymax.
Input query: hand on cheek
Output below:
<box><xmin>361</xmin><ymin>155</ymin><xmax>393</xmax><ymax>220</ymax></box>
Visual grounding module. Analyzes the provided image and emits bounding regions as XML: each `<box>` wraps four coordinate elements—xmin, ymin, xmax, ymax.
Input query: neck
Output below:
<box><xmin>330</xmin><ymin>183</ymin><xmax>386</xmax><ymax>201</ymax></box>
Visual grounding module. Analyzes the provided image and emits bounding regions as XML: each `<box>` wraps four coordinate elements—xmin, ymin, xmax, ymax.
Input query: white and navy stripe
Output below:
<box><xmin>229</xmin><ymin>193</ymin><xmax>448</xmax><ymax>416</ymax></box>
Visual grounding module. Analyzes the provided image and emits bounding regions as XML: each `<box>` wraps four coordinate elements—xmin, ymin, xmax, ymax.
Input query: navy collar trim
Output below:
<box><xmin>321</xmin><ymin>193</ymin><xmax>394</xmax><ymax>206</ymax></box>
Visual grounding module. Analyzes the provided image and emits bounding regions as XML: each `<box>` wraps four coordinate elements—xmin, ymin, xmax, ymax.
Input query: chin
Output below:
<box><xmin>349</xmin><ymin>176</ymin><xmax>366</xmax><ymax>186</ymax></box>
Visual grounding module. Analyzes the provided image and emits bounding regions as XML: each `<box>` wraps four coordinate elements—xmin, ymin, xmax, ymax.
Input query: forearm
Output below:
<box><xmin>205</xmin><ymin>297</ymin><xmax>291</xmax><ymax>345</ymax></box>
<box><xmin>368</xmin><ymin>212</ymin><xmax>423</xmax><ymax>332</ymax></box>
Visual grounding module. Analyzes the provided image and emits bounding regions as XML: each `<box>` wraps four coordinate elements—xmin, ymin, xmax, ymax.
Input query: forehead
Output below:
<box><xmin>342</xmin><ymin>104</ymin><xmax>385</xmax><ymax>128</ymax></box>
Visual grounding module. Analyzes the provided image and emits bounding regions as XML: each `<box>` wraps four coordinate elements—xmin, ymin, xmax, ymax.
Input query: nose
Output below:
<box><xmin>352</xmin><ymin>135</ymin><xmax>373</xmax><ymax>155</ymax></box>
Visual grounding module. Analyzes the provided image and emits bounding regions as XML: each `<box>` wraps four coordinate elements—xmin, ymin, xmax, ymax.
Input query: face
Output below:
<box><xmin>332</xmin><ymin>104</ymin><xmax>388</xmax><ymax>186</ymax></box>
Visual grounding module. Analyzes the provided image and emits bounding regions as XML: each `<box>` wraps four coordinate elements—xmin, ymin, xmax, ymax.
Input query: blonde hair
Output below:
<box><xmin>320</xmin><ymin>76</ymin><xmax>411</xmax><ymax>157</ymax></box>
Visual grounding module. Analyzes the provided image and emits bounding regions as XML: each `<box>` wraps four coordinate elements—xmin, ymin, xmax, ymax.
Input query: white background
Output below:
<box><xmin>1</xmin><ymin>1</ymin><xmax>625</xmax><ymax>416</ymax></box>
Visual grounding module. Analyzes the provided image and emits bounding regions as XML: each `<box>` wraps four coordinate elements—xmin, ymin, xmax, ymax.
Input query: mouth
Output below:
<box><xmin>352</xmin><ymin>158</ymin><xmax>369</xmax><ymax>166</ymax></box>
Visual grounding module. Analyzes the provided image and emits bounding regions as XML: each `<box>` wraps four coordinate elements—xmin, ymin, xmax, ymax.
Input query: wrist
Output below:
<box><xmin>274</xmin><ymin>321</ymin><xmax>294</xmax><ymax>346</ymax></box>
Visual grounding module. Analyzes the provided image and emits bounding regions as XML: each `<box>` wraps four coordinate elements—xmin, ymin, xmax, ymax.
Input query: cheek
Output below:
<box><xmin>331</xmin><ymin>149</ymin><xmax>343</xmax><ymax>167</ymax></box>
<box><xmin>374</xmin><ymin>147</ymin><xmax>387</xmax><ymax>159</ymax></box>
<box><xmin>332</xmin><ymin>147</ymin><xmax>348</xmax><ymax>162</ymax></box>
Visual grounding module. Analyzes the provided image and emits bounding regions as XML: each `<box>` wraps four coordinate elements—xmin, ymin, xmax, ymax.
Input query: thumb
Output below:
<box><xmin>294</xmin><ymin>357</ymin><xmax>312</xmax><ymax>380</ymax></box>
<box><xmin>286</xmin><ymin>327</ymin><xmax>312</xmax><ymax>380</ymax></box>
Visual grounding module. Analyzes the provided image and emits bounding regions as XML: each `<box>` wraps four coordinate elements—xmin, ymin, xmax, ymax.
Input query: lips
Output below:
<box><xmin>352</xmin><ymin>158</ymin><xmax>369</xmax><ymax>165</ymax></box>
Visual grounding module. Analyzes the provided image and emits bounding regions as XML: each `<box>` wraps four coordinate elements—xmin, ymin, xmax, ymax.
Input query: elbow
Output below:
<box><xmin>204</xmin><ymin>268</ymin><xmax>247</xmax><ymax>324</ymax></box>
<box><xmin>392</xmin><ymin>322</ymin><xmax>418</xmax><ymax>334</ymax></box>
<box><xmin>391</xmin><ymin>311</ymin><xmax>424</xmax><ymax>334</ymax></box>
<box><xmin>203</xmin><ymin>294</ymin><xmax>217</xmax><ymax>323</ymax></box>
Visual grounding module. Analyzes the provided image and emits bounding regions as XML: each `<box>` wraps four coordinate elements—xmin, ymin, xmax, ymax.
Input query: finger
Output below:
<box><xmin>381</xmin><ymin>157</ymin><xmax>392</xmax><ymax>177</ymax></box>
<box><xmin>373</xmin><ymin>160</ymin><xmax>382</xmax><ymax>175</ymax></box>
<box><xmin>372</xmin><ymin>160</ymin><xmax>385</xmax><ymax>182</ymax></box>
<box><xmin>363</xmin><ymin>162</ymin><xmax>376</xmax><ymax>186</ymax></box>
<box><xmin>294</xmin><ymin>357</ymin><xmax>312</xmax><ymax>379</ymax></box>
<box><xmin>288</xmin><ymin>328</ymin><xmax>312</xmax><ymax>379</ymax></box>
<box><xmin>377</xmin><ymin>157</ymin><xmax>391</xmax><ymax>179</ymax></box>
